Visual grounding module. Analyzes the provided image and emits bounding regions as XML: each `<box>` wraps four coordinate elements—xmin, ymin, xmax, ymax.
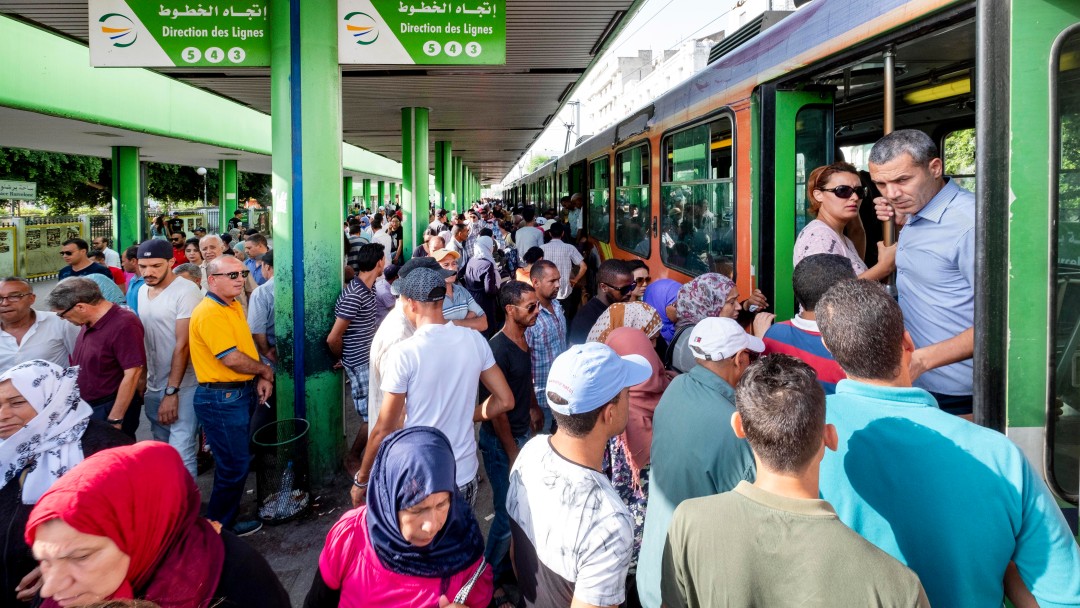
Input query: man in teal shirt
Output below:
<box><xmin>817</xmin><ymin>279</ymin><xmax>1080</xmax><ymax>608</ymax></box>
<box><xmin>636</xmin><ymin>317</ymin><xmax>761</xmax><ymax>608</ymax></box>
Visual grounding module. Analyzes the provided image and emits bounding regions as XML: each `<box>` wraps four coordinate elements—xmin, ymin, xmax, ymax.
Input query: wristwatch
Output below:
<box><xmin>164</xmin><ymin>386</ymin><xmax>179</xmax><ymax>396</ymax></box>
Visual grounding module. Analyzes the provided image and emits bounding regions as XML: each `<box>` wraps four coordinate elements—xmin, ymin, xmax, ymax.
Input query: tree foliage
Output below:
<box><xmin>525</xmin><ymin>154</ymin><xmax>556</xmax><ymax>174</ymax></box>
<box><xmin>0</xmin><ymin>148</ymin><xmax>107</xmax><ymax>214</ymax></box>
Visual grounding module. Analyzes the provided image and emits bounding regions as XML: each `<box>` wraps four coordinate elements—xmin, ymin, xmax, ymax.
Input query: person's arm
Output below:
<box><xmin>253</xmin><ymin>334</ymin><xmax>276</xmax><ymax>363</ymax></box>
<box><xmin>909</xmin><ymin>327</ymin><xmax>973</xmax><ymax>381</ymax></box>
<box><xmin>489</xmin><ymin>413</ymin><xmax>520</xmax><ymax>467</ymax></box>
<box><xmin>857</xmin><ymin>241</ymin><xmax>897</xmax><ymax>282</ymax></box>
<box><xmin>475</xmin><ymin>364</ymin><xmax>513</xmax><ymax>421</ymax></box>
<box><xmin>156</xmin><ymin>318</ymin><xmax>192</xmax><ymax>425</ymax></box>
<box><xmin>302</xmin><ymin>570</ymin><xmax>342</xmax><ymax>608</ymax></box>
<box><xmin>107</xmin><ymin>366</ymin><xmax>143</xmax><ymax>424</ymax></box>
<box><xmin>452</xmin><ymin>311</ymin><xmax>488</xmax><ymax>332</ymax></box>
<box><xmin>354</xmin><ymin>391</ymin><xmax>406</xmax><ymax>504</ymax></box>
<box><xmin>1003</xmin><ymin>562</ymin><xmax>1038</xmax><ymax>608</ymax></box>
<box><xmin>326</xmin><ymin>317</ymin><xmax>350</xmax><ymax>358</ymax></box>
<box><xmin>220</xmin><ymin>350</ymin><xmax>275</xmax><ymax>402</ymax></box>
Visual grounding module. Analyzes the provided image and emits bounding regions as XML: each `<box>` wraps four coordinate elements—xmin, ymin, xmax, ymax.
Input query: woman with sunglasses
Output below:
<box><xmin>795</xmin><ymin>162</ymin><xmax>896</xmax><ymax>281</ymax></box>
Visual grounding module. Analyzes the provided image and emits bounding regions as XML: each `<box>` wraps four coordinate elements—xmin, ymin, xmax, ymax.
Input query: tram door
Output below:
<box><xmin>757</xmin><ymin>85</ymin><xmax>834</xmax><ymax>319</ymax></box>
<box><xmin>569</xmin><ymin>161</ymin><xmax>587</xmax><ymax>240</ymax></box>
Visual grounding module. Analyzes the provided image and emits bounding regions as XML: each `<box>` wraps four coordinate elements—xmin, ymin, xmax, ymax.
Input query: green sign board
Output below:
<box><xmin>338</xmin><ymin>0</ymin><xmax>505</xmax><ymax>65</ymax></box>
<box><xmin>89</xmin><ymin>1</ymin><xmax>270</xmax><ymax>67</ymax></box>
<box><xmin>0</xmin><ymin>181</ymin><xmax>36</xmax><ymax>200</ymax></box>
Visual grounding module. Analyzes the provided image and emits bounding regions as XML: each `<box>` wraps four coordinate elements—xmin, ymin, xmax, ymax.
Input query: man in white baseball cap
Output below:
<box><xmin>637</xmin><ymin>316</ymin><xmax>765</xmax><ymax>608</ymax></box>
<box><xmin>506</xmin><ymin>342</ymin><xmax>651</xmax><ymax>607</ymax></box>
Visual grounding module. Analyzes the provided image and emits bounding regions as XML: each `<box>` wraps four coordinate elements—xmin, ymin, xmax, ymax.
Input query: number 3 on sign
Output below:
<box><xmin>229</xmin><ymin>48</ymin><xmax>246</xmax><ymax>64</ymax></box>
<box><xmin>465</xmin><ymin>42</ymin><xmax>482</xmax><ymax>57</ymax></box>
<box><xmin>182</xmin><ymin>47</ymin><xmax>202</xmax><ymax>63</ymax></box>
<box><xmin>423</xmin><ymin>41</ymin><xmax>442</xmax><ymax>57</ymax></box>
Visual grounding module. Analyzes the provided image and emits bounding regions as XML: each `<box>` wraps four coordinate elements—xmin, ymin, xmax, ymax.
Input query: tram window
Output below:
<box><xmin>558</xmin><ymin>171</ymin><xmax>570</xmax><ymax>202</ymax></box>
<box><xmin>588</xmin><ymin>157</ymin><xmax>610</xmax><ymax>243</ymax></box>
<box><xmin>1051</xmin><ymin>31</ymin><xmax>1080</xmax><ymax>501</ymax></box>
<box><xmin>944</xmin><ymin>128</ymin><xmax>976</xmax><ymax>192</ymax></box>
<box><xmin>615</xmin><ymin>144</ymin><xmax>651</xmax><ymax>256</ymax></box>
<box><xmin>660</xmin><ymin>116</ymin><xmax>735</xmax><ymax>276</ymax></box>
<box><xmin>795</xmin><ymin>107</ymin><xmax>833</xmax><ymax>235</ymax></box>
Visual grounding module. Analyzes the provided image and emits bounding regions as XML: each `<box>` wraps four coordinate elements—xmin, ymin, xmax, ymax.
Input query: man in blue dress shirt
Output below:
<box><xmin>870</xmin><ymin>129</ymin><xmax>976</xmax><ymax>415</ymax></box>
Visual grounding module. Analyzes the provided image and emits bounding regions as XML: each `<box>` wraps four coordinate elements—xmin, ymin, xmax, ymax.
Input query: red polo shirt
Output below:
<box><xmin>71</xmin><ymin>305</ymin><xmax>146</xmax><ymax>402</ymax></box>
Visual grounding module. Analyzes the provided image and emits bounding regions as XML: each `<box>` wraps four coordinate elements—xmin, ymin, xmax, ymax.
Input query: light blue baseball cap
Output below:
<box><xmin>545</xmin><ymin>343</ymin><xmax>652</xmax><ymax>415</ymax></box>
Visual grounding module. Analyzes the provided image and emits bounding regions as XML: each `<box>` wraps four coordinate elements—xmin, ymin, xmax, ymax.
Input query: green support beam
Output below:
<box><xmin>270</xmin><ymin>0</ymin><xmax>344</xmax><ymax>483</ymax></box>
<box><xmin>435</xmin><ymin>141</ymin><xmax>452</xmax><ymax>211</ymax></box>
<box><xmin>377</xmin><ymin>180</ymin><xmax>386</xmax><ymax>209</ymax></box>
<box><xmin>111</xmin><ymin>146</ymin><xmax>143</xmax><ymax>248</ymax></box>
<box><xmin>218</xmin><ymin>160</ymin><xmax>239</xmax><ymax>229</ymax></box>
<box><xmin>454</xmin><ymin>156</ymin><xmax>464</xmax><ymax>213</ymax></box>
<box><xmin>343</xmin><ymin>176</ymin><xmax>354</xmax><ymax>216</ymax></box>
<box><xmin>362</xmin><ymin>179</ymin><xmax>372</xmax><ymax>209</ymax></box>
<box><xmin>389</xmin><ymin>182</ymin><xmax>397</xmax><ymax>209</ymax></box>
<box><xmin>402</xmin><ymin>108</ymin><xmax>429</xmax><ymax>260</ymax></box>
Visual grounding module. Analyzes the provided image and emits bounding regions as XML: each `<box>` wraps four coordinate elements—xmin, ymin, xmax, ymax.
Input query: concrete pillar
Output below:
<box><xmin>218</xmin><ymin>159</ymin><xmax>239</xmax><ymax>229</ymax></box>
<box><xmin>342</xmin><ymin>176</ymin><xmax>353</xmax><ymax>216</ymax></box>
<box><xmin>377</xmin><ymin>180</ymin><xmax>386</xmax><ymax>209</ymax></box>
<box><xmin>111</xmin><ymin>146</ymin><xmax>143</xmax><ymax>248</ymax></box>
<box><xmin>270</xmin><ymin>0</ymin><xmax>344</xmax><ymax>481</ymax></box>
<box><xmin>362</xmin><ymin>178</ymin><xmax>372</xmax><ymax>209</ymax></box>
<box><xmin>401</xmin><ymin>108</ymin><xmax>429</xmax><ymax>260</ymax></box>
<box><xmin>434</xmin><ymin>141</ymin><xmax>452</xmax><ymax>211</ymax></box>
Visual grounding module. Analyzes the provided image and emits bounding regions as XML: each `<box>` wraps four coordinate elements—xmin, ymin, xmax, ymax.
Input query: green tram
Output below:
<box><xmin>507</xmin><ymin>0</ymin><xmax>1080</xmax><ymax>527</ymax></box>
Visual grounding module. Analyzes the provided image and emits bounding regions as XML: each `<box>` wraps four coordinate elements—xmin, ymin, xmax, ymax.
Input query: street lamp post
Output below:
<box><xmin>196</xmin><ymin>166</ymin><xmax>207</xmax><ymax>207</ymax></box>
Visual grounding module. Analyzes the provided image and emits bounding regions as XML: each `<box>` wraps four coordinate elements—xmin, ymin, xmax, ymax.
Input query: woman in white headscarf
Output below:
<box><xmin>462</xmin><ymin>235</ymin><xmax>499</xmax><ymax>338</ymax></box>
<box><xmin>0</xmin><ymin>360</ymin><xmax>131</xmax><ymax>605</ymax></box>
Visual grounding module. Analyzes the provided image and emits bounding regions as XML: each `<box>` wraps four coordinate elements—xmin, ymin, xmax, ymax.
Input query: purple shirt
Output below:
<box><xmin>71</xmin><ymin>305</ymin><xmax>146</xmax><ymax>402</ymax></box>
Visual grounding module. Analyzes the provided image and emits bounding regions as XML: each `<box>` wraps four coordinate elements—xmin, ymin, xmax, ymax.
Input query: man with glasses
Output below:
<box><xmin>479</xmin><ymin>281</ymin><xmax>544</xmax><ymax>594</ymax></box>
<box><xmin>637</xmin><ymin>317</ymin><xmax>763</xmax><ymax>608</ymax></box>
<box><xmin>91</xmin><ymin>236</ymin><xmax>121</xmax><ymax>269</ymax></box>
<box><xmin>189</xmin><ymin>255</ymin><xmax>273</xmax><ymax>537</ymax></box>
<box><xmin>47</xmin><ymin>277</ymin><xmax>146</xmax><ymax>439</ymax></box>
<box><xmin>169</xmin><ymin>231</ymin><xmax>189</xmax><ymax>266</ymax></box>
<box><xmin>567</xmin><ymin>259</ymin><xmax>634</xmax><ymax>346</ymax></box>
<box><xmin>57</xmin><ymin>238</ymin><xmax>112</xmax><ymax>281</ymax></box>
<box><xmin>0</xmin><ymin>277</ymin><xmax>78</xmax><ymax>370</ymax></box>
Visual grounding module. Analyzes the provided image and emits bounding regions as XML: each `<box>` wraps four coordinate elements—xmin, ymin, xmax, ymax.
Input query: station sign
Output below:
<box><xmin>338</xmin><ymin>0</ymin><xmax>505</xmax><ymax>65</ymax></box>
<box><xmin>89</xmin><ymin>1</ymin><xmax>270</xmax><ymax>67</ymax></box>
<box><xmin>0</xmin><ymin>181</ymin><xmax>37</xmax><ymax>200</ymax></box>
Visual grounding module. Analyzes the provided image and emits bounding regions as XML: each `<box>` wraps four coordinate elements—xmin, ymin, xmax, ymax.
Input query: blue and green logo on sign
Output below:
<box><xmin>99</xmin><ymin>13</ymin><xmax>138</xmax><ymax>47</ymax></box>
<box><xmin>345</xmin><ymin>12</ymin><xmax>380</xmax><ymax>45</ymax></box>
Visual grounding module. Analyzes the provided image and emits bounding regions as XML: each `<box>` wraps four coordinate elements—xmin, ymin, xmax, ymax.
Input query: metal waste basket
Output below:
<box><xmin>253</xmin><ymin>418</ymin><xmax>311</xmax><ymax>524</ymax></box>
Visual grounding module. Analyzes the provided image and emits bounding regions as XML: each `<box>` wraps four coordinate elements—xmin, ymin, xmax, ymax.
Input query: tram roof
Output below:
<box><xmin>0</xmin><ymin>1</ymin><xmax>645</xmax><ymax>184</ymax></box>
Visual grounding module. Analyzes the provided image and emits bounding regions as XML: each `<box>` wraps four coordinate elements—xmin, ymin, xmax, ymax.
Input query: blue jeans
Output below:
<box><xmin>193</xmin><ymin>383</ymin><xmax>255</xmax><ymax>528</ymax></box>
<box><xmin>144</xmin><ymin>386</ymin><xmax>199</xmax><ymax>478</ymax></box>
<box><xmin>89</xmin><ymin>394</ymin><xmax>143</xmax><ymax>439</ymax></box>
<box><xmin>479</xmin><ymin>425</ymin><xmax>530</xmax><ymax>582</ymax></box>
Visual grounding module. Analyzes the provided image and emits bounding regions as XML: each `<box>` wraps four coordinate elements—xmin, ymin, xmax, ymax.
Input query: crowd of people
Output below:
<box><xmin>0</xmin><ymin>129</ymin><xmax>1077</xmax><ymax>608</ymax></box>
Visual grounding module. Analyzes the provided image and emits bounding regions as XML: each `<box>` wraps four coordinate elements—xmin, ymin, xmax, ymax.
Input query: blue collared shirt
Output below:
<box><xmin>524</xmin><ymin>299</ymin><xmax>567</xmax><ymax>412</ymax></box>
<box><xmin>895</xmin><ymin>178</ymin><xmax>975</xmax><ymax>395</ymax></box>
<box><xmin>244</xmin><ymin>257</ymin><xmax>266</xmax><ymax>286</ymax></box>
<box><xmin>820</xmin><ymin>379</ymin><xmax>1080</xmax><ymax>608</ymax></box>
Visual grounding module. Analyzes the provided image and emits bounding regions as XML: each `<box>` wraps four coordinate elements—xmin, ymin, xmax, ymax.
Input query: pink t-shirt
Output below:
<box><xmin>793</xmin><ymin>219</ymin><xmax>869</xmax><ymax>276</ymax></box>
<box><xmin>318</xmin><ymin>507</ymin><xmax>493</xmax><ymax>608</ymax></box>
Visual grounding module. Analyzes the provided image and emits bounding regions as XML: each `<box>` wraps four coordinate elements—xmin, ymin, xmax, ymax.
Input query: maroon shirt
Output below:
<box><xmin>70</xmin><ymin>305</ymin><xmax>146</xmax><ymax>402</ymax></box>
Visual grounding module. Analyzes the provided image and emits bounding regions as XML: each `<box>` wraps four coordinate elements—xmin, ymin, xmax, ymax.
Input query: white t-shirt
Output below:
<box><xmin>515</xmin><ymin>225</ymin><xmax>544</xmax><ymax>255</ymax></box>
<box><xmin>138</xmin><ymin>277</ymin><xmax>203</xmax><ymax>391</ymax></box>
<box><xmin>102</xmin><ymin>247</ymin><xmax>121</xmax><ymax>269</ymax></box>
<box><xmin>0</xmin><ymin>311</ymin><xmax>79</xmax><ymax>371</ymax></box>
<box><xmin>367</xmin><ymin>302</ymin><xmax>415</xmax><ymax>430</ymax></box>
<box><xmin>506</xmin><ymin>437</ymin><xmax>633</xmax><ymax>607</ymax></box>
<box><xmin>372</xmin><ymin>230</ymin><xmax>394</xmax><ymax>264</ymax></box>
<box><xmin>381</xmin><ymin>322</ymin><xmax>494</xmax><ymax>486</ymax></box>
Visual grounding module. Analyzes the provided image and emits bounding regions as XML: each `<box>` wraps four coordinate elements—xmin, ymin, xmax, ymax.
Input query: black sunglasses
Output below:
<box><xmin>603</xmin><ymin>282</ymin><xmax>636</xmax><ymax>297</ymax></box>
<box><xmin>818</xmin><ymin>185</ymin><xmax>867</xmax><ymax>199</ymax></box>
<box><xmin>511</xmin><ymin>302</ymin><xmax>539</xmax><ymax>313</ymax></box>
<box><xmin>210</xmin><ymin>270</ymin><xmax>251</xmax><ymax>280</ymax></box>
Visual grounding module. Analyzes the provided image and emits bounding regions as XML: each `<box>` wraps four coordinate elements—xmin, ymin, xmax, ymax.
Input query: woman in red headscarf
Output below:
<box><xmin>24</xmin><ymin>442</ymin><xmax>290</xmax><ymax>608</ymax></box>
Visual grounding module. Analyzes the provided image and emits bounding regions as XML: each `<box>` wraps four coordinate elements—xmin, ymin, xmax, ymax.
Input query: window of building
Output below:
<box><xmin>588</xmin><ymin>156</ymin><xmax>610</xmax><ymax>242</ymax></box>
<box><xmin>615</xmin><ymin>143</ymin><xmax>651</xmax><ymax>256</ymax></box>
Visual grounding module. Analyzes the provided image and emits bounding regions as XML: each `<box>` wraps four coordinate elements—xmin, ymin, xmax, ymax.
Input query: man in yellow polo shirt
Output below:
<box><xmin>190</xmin><ymin>255</ymin><xmax>274</xmax><ymax>537</ymax></box>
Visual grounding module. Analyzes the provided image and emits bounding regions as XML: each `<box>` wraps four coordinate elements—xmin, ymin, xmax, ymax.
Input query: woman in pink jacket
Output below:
<box><xmin>304</xmin><ymin>427</ymin><xmax>492</xmax><ymax>608</ymax></box>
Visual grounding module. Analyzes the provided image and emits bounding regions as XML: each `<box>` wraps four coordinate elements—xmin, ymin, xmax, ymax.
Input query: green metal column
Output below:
<box><xmin>343</xmin><ymin>176</ymin><xmax>353</xmax><ymax>216</ymax></box>
<box><xmin>362</xmin><ymin>179</ymin><xmax>372</xmax><ymax>209</ymax></box>
<box><xmin>401</xmin><ymin>107</ymin><xmax>429</xmax><ymax>260</ymax></box>
<box><xmin>377</xmin><ymin>180</ymin><xmax>386</xmax><ymax>209</ymax></box>
<box><xmin>389</xmin><ymin>182</ymin><xmax>397</xmax><ymax>209</ymax></box>
<box><xmin>218</xmin><ymin>159</ymin><xmax>239</xmax><ymax>229</ymax></box>
<box><xmin>111</xmin><ymin>146</ymin><xmax>143</xmax><ymax>248</ymax></box>
<box><xmin>452</xmin><ymin>156</ymin><xmax>463</xmax><ymax>214</ymax></box>
<box><xmin>435</xmin><ymin>141</ymin><xmax>452</xmax><ymax>210</ymax></box>
<box><xmin>270</xmin><ymin>0</ymin><xmax>344</xmax><ymax>482</ymax></box>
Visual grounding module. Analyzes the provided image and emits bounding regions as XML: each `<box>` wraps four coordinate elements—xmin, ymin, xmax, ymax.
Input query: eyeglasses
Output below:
<box><xmin>634</xmin><ymin>276</ymin><xmax>651</xmax><ymax>286</ymax></box>
<box><xmin>59</xmin><ymin>251</ymin><xmax>76</xmax><ymax>256</ymax></box>
<box><xmin>512</xmin><ymin>302</ymin><xmax>539</xmax><ymax>313</ymax></box>
<box><xmin>210</xmin><ymin>270</ymin><xmax>251</xmax><ymax>280</ymax></box>
<box><xmin>817</xmin><ymin>184</ymin><xmax>867</xmax><ymax>199</ymax></box>
<box><xmin>603</xmin><ymin>282</ymin><xmax>637</xmax><ymax>297</ymax></box>
<box><xmin>0</xmin><ymin>293</ymin><xmax>32</xmax><ymax>303</ymax></box>
<box><xmin>57</xmin><ymin>304</ymin><xmax>77</xmax><ymax>320</ymax></box>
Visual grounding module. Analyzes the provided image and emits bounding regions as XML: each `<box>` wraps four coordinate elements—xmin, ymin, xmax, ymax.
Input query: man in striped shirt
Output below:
<box><xmin>328</xmin><ymin>242</ymin><xmax>385</xmax><ymax>473</ymax></box>
<box><xmin>526</xmin><ymin>260</ymin><xmax>567</xmax><ymax>433</ymax></box>
<box><xmin>762</xmin><ymin>253</ymin><xmax>853</xmax><ymax>394</ymax></box>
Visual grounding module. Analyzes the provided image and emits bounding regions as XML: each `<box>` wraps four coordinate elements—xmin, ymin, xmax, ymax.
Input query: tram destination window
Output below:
<box><xmin>660</xmin><ymin>115</ymin><xmax>735</xmax><ymax>276</ymax></box>
<box><xmin>588</xmin><ymin>157</ymin><xmax>610</xmax><ymax>243</ymax></box>
<box><xmin>1051</xmin><ymin>31</ymin><xmax>1080</xmax><ymax>502</ymax></box>
<box><xmin>615</xmin><ymin>144</ymin><xmax>651</xmax><ymax>256</ymax></box>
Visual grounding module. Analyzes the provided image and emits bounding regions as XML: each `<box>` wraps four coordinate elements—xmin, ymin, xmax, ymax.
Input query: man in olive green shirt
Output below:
<box><xmin>661</xmin><ymin>355</ymin><xmax>928</xmax><ymax>608</ymax></box>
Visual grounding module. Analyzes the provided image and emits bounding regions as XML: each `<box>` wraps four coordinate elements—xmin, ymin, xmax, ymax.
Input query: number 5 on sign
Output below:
<box><xmin>183</xmin><ymin>47</ymin><xmax>202</xmax><ymax>63</ymax></box>
<box><xmin>424</xmin><ymin>41</ymin><xmax>442</xmax><ymax>56</ymax></box>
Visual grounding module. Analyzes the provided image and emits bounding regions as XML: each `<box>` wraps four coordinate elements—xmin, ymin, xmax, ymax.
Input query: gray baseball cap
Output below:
<box><xmin>391</xmin><ymin>256</ymin><xmax>455</xmax><ymax>295</ymax></box>
<box><xmin>395</xmin><ymin>267</ymin><xmax>447</xmax><ymax>302</ymax></box>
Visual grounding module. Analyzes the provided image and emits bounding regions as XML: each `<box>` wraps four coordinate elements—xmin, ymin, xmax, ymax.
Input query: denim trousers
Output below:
<box><xmin>144</xmin><ymin>386</ymin><xmax>199</xmax><ymax>478</ymax></box>
<box><xmin>89</xmin><ymin>394</ymin><xmax>143</xmax><ymax>439</ymax></box>
<box><xmin>478</xmin><ymin>425</ymin><xmax>530</xmax><ymax>582</ymax></box>
<box><xmin>193</xmin><ymin>382</ymin><xmax>255</xmax><ymax>527</ymax></box>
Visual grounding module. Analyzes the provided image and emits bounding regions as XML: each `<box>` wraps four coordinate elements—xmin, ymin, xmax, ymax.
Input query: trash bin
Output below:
<box><xmin>253</xmin><ymin>418</ymin><xmax>311</xmax><ymax>524</ymax></box>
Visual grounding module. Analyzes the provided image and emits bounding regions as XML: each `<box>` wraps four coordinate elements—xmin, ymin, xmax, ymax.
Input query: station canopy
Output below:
<box><xmin>0</xmin><ymin>1</ymin><xmax>644</xmax><ymax>184</ymax></box>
